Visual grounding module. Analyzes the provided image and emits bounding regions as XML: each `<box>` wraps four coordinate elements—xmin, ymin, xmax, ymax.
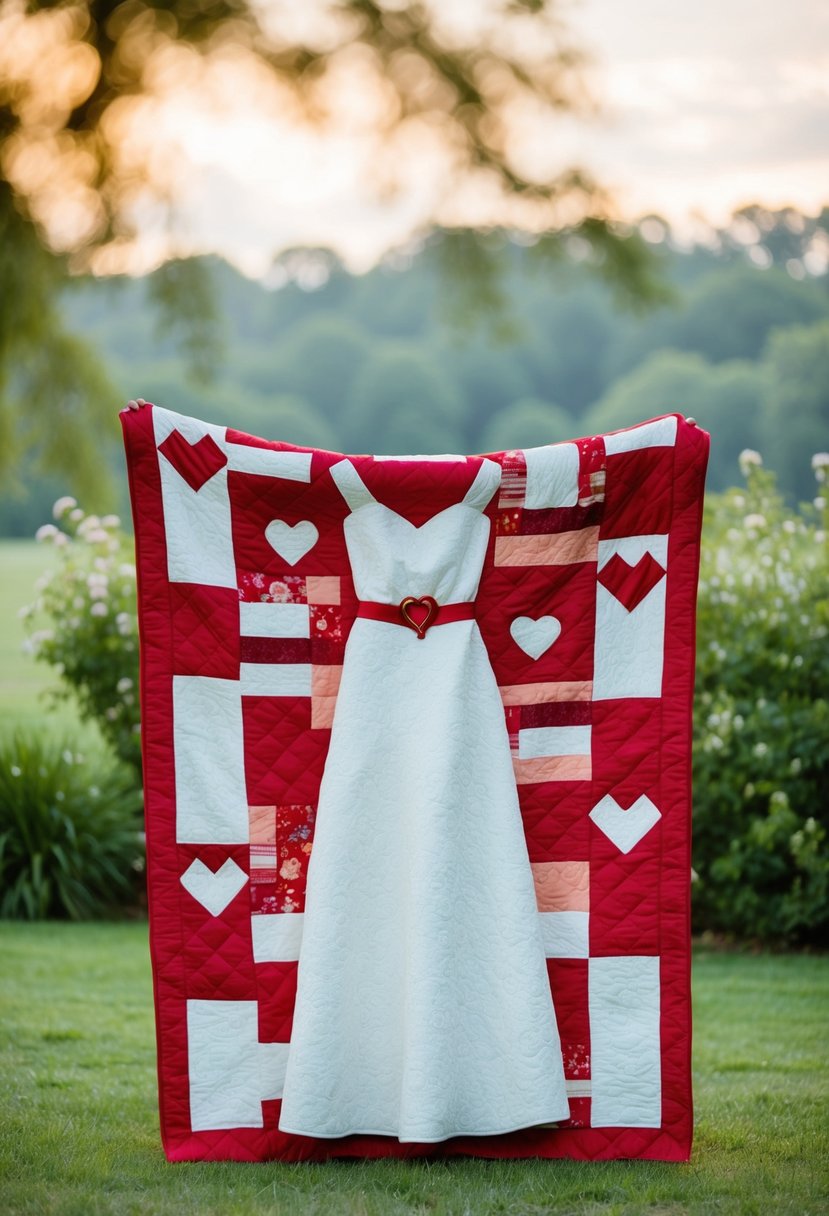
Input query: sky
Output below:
<box><xmin>115</xmin><ymin>0</ymin><xmax>829</xmax><ymax>280</ymax></box>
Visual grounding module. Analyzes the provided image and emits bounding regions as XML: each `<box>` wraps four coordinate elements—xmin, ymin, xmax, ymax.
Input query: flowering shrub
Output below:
<box><xmin>20</xmin><ymin>497</ymin><xmax>140</xmax><ymax>774</ymax></box>
<box><xmin>0</xmin><ymin>728</ymin><xmax>144</xmax><ymax>919</ymax></box>
<box><xmin>692</xmin><ymin>450</ymin><xmax>829</xmax><ymax>946</ymax></box>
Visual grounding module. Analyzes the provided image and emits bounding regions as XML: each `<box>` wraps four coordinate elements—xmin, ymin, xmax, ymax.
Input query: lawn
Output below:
<box><xmin>0</xmin><ymin>539</ymin><xmax>106</xmax><ymax>748</ymax></box>
<box><xmin>1</xmin><ymin>924</ymin><xmax>827</xmax><ymax>1216</ymax></box>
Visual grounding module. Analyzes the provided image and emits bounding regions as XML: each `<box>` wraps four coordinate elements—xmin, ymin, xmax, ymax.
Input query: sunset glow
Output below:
<box><xmin>2</xmin><ymin>0</ymin><xmax>826</xmax><ymax>279</ymax></box>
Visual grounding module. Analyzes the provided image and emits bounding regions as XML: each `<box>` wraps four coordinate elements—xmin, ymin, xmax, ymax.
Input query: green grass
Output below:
<box><xmin>0</xmin><ymin>539</ymin><xmax>105</xmax><ymax>748</ymax></box>
<box><xmin>0</xmin><ymin>925</ymin><xmax>827</xmax><ymax>1215</ymax></box>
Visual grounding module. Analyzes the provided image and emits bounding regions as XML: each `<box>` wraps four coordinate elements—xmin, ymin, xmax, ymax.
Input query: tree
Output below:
<box><xmin>236</xmin><ymin>393</ymin><xmax>340</xmax><ymax>451</ymax></box>
<box><xmin>265</xmin><ymin>313</ymin><xmax>372</xmax><ymax>418</ymax></box>
<box><xmin>582</xmin><ymin>347</ymin><xmax>773</xmax><ymax>492</ymax></box>
<box><xmin>344</xmin><ymin>342</ymin><xmax>465</xmax><ymax>451</ymax></box>
<box><xmin>436</xmin><ymin>334</ymin><xmax>536</xmax><ymax>444</ymax></box>
<box><xmin>665</xmin><ymin>265</ymin><xmax>827</xmax><ymax>364</ymax></box>
<box><xmin>0</xmin><ymin>0</ymin><xmax>674</xmax><ymax>499</ymax></box>
<box><xmin>584</xmin><ymin>348</ymin><xmax>713</xmax><ymax>442</ymax></box>
<box><xmin>479</xmin><ymin>396</ymin><xmax>575</xmax><ymax>452</ymax></box>
<box><xmin>760</xmin><ymin>319</ymin><xmax>829</xmax><ymax>499</ymax></box>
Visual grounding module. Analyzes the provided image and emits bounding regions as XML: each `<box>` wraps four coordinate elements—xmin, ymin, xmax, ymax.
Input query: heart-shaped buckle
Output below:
<box><xmin>399</xmin><ymin>595</ymin><xmax>439</xmax><ymax>639</ymax></box>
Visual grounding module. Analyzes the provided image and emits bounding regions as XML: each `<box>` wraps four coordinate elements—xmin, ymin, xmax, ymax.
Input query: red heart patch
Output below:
<box><xmin>598</xmin><ymin>552</ymin><xmax>665</xmax><ymax>611</ymax></box>
<box><xmin>157</xmin><ymin>429</ymin><xmax>227</xmax><ymax>491</ymax></box>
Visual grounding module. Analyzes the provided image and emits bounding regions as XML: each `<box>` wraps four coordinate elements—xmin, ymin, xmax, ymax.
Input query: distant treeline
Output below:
<box><xmin>3</xmin><ymin>213</ymin><xmax>828</xmax><ymax>536</ymax></box>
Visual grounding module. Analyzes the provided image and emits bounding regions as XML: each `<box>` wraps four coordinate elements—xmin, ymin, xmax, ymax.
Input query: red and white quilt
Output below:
<box><xmin>120</xmin><ymin>403</ymin><xmax>709</xmax><ymax>1163</ymax></box>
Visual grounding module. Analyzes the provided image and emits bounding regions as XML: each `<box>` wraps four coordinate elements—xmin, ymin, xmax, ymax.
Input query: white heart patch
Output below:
<box><xmin>265</xmin><ymin>519</ymin><xmax>318</xmax><ymax>565</ymax></box>
<box><xmin>510</xmin><ymin>614</ymin><xmax>562</xmax><ymax>660</ymax></box>
<box><xmin>589</xmin><ymin>794</ymin><xmax>662</xmax><ymax>854</ymax></box>
<box><xmin>180</xmin><ymin>857</ymin><xmax>248</xmax><ymax>917</ymax></box>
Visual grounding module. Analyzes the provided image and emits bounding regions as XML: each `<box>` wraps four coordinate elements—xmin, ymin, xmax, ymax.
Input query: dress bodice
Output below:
<box><xmin>329</xmin><ymin>457</ymin><xmax>502</xmax><ymax>603</ymax></box>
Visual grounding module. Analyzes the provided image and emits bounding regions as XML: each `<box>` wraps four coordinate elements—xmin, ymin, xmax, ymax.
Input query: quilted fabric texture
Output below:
<box><xmin>119</xmin><ymin>403</ymin><xmax>710</xmax><ymax>1163</ymax></box>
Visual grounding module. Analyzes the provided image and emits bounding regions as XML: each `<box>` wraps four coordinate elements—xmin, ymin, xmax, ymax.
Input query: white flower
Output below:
<box><xmin>101</xmin><ymin>514</ymin><xmax>120</xmax><ymax>528</ymax></box>
<box><xmin>17</xmin><ymin>604</ymin><xmax>32</xmax><ymax>619</ymax></box>
<box><xmin>753</xmin><ymin>741</ymin><xmax>769</xmax><ymax>758</ymax></box>
<box><xmin>85</xmin><ymin>528</ymin><xmax>110</xmax><ymax>544</ymax></box>
<box><xmin>738</xmin><ymin>449</ymin><xmax>763</xmax><ymax>476</ymax></box>
<box><xmin>53</xmin><ymin>532</ymin><xmax>69</xmax><ymax>548</ymax></box>
<box><xmin>89</xmin><ymin>585</ymin><xmax>108</xmax><ymax>600</ymax></box>
<box><xmin>10</xmin><ymin>765</ymin><xmax>21</xmax><ymax>777</ymax></box>
<box><xmin>55</xmin><ymin>789</ymin><xmax>64</xmax><ymax>801</ymax></box>
<box><xmin>744</xmin><ymin>514</ymin><xmax>766</xmax><ymax>529</ymax></box>
<box><xmin>118</xmin><ymin>563</ymin><xmax>136</xmax><ymax>578</ymax></box>
<box><xmin>105</xmin><ymin>706</ymin><xmax>119</xmax><ymax>720</ymax></box>
<box><xmin>90</xmin><ymin>601</ymin><xmax>108</xmax><ymax>617</ymax></box>
<box><xmin>35</xmin><ymin>523</ymin><xmax>59</xmax><ymax>542</ymax></box>
<box><xmin>93</xmin><ymin>557</ymin><xmax>110</xmax><ymax>572</ymax></box>
<box><xmin>811</xmin><ymin>452</ymin><xmax>829</xmax><ymax>470</ymax></box>
<box><xmin>116</xmin><ymin>677</ymin><xmax>133</xmax><ymax>693</ymax></box>
<box><xmin>783</xmin><ymin>520</ymin><xmax>796</xmax><ymax>533</ymax></box>
<box><xmin>116</xmin><ymin>612</ymin><xmax>132</xmax><ymax>635</ymax></box>
<box><xmin>69</xmin><ymin>507</ymin><xmax>84</xmax><ymax>522</ymax></box>
<box><xmin>89</xmin><ymin>785</ymin><xmax>100</xmax><ymax>797</ymax></box>
<box><xmin>61</xmin><ymin>749</ymin><xmax>74</xmax><ymax>765</ymax></box>
<box><xmin>52</xmin><ymin>496</ymin><xmax>77</xmax><ymax>519</ymax></box>
<box><xmin>814</xmin><ymin>497</ymin><xmax>826</xmax><ymax>510</ymax></box>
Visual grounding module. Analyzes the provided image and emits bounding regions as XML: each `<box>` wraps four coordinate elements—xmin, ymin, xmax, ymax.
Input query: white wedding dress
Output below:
<box><xmin>277</xmin><ymin>455</ymin><xmax>570</xmax><ymax>1142</ymax></box>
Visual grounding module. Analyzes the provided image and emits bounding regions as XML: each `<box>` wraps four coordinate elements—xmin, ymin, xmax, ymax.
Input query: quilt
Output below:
<box><xmin>119</xmin><ymin>402</ymin><xmax>709</xmax><ymax>1163</ymax></box>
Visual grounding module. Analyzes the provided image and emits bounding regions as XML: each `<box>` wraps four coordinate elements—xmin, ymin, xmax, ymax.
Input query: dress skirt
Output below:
<box><xmin>277</xmin><ymin>615</ymin><xmax>571</xmax><ymax>1142</ymax></box>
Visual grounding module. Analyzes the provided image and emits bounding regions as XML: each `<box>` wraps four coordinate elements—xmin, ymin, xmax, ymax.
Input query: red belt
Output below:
<box><xmin>356</xmin><ymin>596</ymin><xmax>476</xmax><ymax>639</ymax></box>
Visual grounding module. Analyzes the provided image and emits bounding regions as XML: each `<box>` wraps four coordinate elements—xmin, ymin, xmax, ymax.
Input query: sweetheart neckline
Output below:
<box><xmin>334</xmin><ymin>455</ymin><xmax>501</xmax><ymax>524</ymax></box>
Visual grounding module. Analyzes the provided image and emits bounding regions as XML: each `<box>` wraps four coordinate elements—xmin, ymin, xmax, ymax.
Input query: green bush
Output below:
<box><xmin>20</xmin><ymin>497</ymin><xmax>140</xmax><ymax>773</ymax></box>
<box><xmin>692</xmin><ymin>449</ymin><xmax>829</xmax><ymax>946</ymax></box>
<box><xmin>0</xmin><ymin>728</ymin><xmax>145</xmax><ymax>920</ymax></box>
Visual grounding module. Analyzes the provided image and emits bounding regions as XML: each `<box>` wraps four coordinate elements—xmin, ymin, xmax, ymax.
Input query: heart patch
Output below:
<box><xmin>589</xmin><ymin>793</ymin><xmax>662</xmax><ymax>854</ymax></box>
<box><xmin>180</xmin><ymin>857</ymin><xmax>248</xmax><ymax>917</ymax></box>
<box><xmin>510</xmin><ymin>614</ymin><xmax>562</xmax><ymax>660</ymax></box>
<box><xmin>265</xmin><ymin>519</ymin><xmax>319</xmax><ymax>565</ymax></box>
<box><xmin>598</xmin><ymin>552</ymin><xmax>665</xmax><ymax>612</ymax></box>
<box><xmin>157</xmin><ymin>428</ymin><xmax>227</xmax><ymax>491</ymax></box>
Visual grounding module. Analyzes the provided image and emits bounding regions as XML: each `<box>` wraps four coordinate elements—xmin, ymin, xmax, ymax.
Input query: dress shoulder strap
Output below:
<box><xmin>462</xmin><ymin>457</ymin><xmax>502</xmax><ymax>510</ymax></box>
<box><xmin>329</xmin><ymin>458</ymin><xmax>376</xmax><ymax>511</ymax></box>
